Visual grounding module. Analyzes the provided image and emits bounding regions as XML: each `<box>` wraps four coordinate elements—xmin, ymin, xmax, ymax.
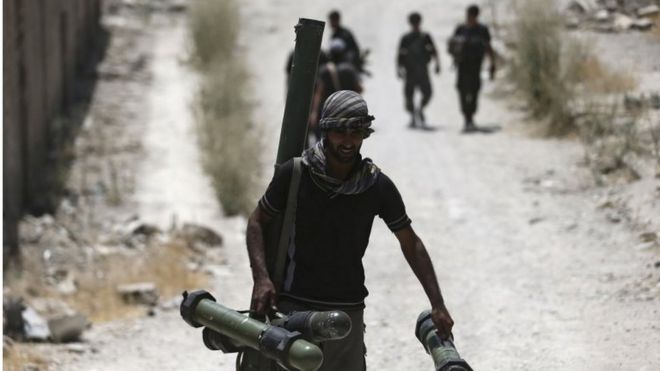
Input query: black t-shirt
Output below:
<box><xmin>453</xmin><ymin>23</ymin><xmax>491</xmax><ymax>73</ymax></box>
<box><xmin>397</xmin><ymin>31</ymin><xmax>437</xmax><ymax>80</ymax></box>
<box><xmin>332</xmin><ymin>27</ymin><xmax>360</xmax><ymax>66</ymax></box>
<box><xmin>258</xmin><ymin>159</ymin><xmax>411</xmax><ymax>307</ymax></box>
<box><xmin>318</xmin><ymin>62</ymin><xmax>360</xmax><ymax>110</ymax></box>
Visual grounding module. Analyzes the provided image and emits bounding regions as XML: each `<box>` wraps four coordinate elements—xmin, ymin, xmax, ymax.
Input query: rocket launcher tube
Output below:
<box><xmin>415</xmin><ymin>310</ymin><xmax>473</xmax><ymax>371</ymax></box>
<box><xmin>181</xmin><ymin>291</ymin><xmax>323</xmax><ymax>371</ymax></box>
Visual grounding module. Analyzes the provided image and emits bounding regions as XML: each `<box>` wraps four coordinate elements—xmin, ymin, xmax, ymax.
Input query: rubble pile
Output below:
<box><xmin>4</xmin><ymin>214</ymin><xmax>223</xmax><ymax>345</ymax></box>
<box><xmin>565</xmin><ymin>0</ymin><xmax>660</xmax><ymax>32</ymax></box>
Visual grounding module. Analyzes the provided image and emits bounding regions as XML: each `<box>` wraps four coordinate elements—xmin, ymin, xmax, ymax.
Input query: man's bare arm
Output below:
<box><xmin>486</xmin><ymin>42</ymin><xmax>496</xmax><ymax>79</ymax></box>
<box><xmin>309</xmin><ymin>80</ymin><xmax>324</xmax><ymax>127</ymax></box>
<box><xmin>394</xmin><ymin>225</ymin><xmax>454</xmax><ymax>339</ymax></box>
<box><xmin>246</xmin><ymin>206</ymin><xmax>277</xmax><ymax>314</ymax></box>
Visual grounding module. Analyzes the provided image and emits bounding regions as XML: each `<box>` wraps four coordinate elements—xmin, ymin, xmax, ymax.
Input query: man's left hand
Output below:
<box><xmin>431</xmin><ymin>305</ymin><xmax>454</xmax><ymax>340</ymax></box>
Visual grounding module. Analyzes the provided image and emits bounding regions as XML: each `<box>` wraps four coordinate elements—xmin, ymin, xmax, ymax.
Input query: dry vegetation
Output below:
<box><xmin>188</xmin><ymin>0</ymin><xmax>263</xmax><ymax>216</ymax></box>
<box><xmin>3</xmin><ymin>343</ymin><xmax>48</xmax><ymax>371</ymax></box>
<box><xmin>65</xmin><ymin>242</ymin><xmax>207</xmax><ymax>322</ymax></box>
<box><xmin>504</xmin><ymin>0</ymin><xmax>660</xmax><ymax>183</ymax></box>
<box><xmin>4</xmin><ymin>240</ymin><xmax>207</xmax><ymax>323</ymax></box>
<box><xmin>506</xmin><ymin>0</ymin><xmax>637</xmax><ymax>133</ymax></box>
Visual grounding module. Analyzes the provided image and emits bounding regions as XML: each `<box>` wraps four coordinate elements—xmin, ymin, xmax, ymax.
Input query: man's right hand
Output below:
<box><xmin>431</xmin><ymin>305</ymin><xmax>454</xmax><ymax>340</ymax></box>
<box><xmin>251</xmin><ymin>278</ymin><xmax>277</xmax><ymax>315</ymax></box>
<box><xmin>396</xmin><ymin>68</ymin><xmax>405</xmax><ymax>79</ymax></box>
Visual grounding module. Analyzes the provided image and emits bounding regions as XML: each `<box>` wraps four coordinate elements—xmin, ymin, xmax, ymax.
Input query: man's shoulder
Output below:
<box><xmin>476</xmin><ymin>22</ymin><xmax>491</xmax><ymax>35</ymax></box>
<box><xmin>336</xmin><ymin>26</ymin><xmax>355</xmax><ymax>39</ymax></box>
<box><xmin>401</xmin><ymin>32</ymin><xmax>415</xmax><ymax>42</ymax></box>
<box><xmin>454</xmin><ymin>24</ymin><xmax>466</xmax><ymax>34</ymax></box>
<box><xmin>373</xmin><ymin>170</ymin><xmax>398</xmax><ymax>193</ymax></box>
<box><xmin>273</xmin><ymin>158</ymin><xmax>298</xmax><ymax>181</ymax></box>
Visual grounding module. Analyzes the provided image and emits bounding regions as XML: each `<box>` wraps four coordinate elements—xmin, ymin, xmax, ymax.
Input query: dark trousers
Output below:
<box><xmin>277</xmin><ymin>299</ymin><xmax>366</xmax><ymax>371</ymax></box>
<box><xmin>457</xmin><ymin>70</ymin><xmax>481</xmax><ymax>123</ymax></box>
<box><xmin>404</xmin><ymin>77</ymin><xmax>432</xmax><ymax>113</ymax></box>
<box><xmin>458</xmin><ymin>85</ymin><xmax>480</xmax><ymax>119</ymax></box>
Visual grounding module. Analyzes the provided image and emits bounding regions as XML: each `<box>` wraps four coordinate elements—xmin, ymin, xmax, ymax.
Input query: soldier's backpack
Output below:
<box><xmin>447</xmin><ymin>34</ymin><xmax>466</xmax><ymax>64</ymax></box>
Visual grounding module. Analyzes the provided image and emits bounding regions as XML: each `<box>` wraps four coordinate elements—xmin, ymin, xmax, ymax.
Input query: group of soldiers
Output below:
<box><xmin>302</xmin><ymin>5</ymin><xmax>495</xmax><ymax>138</ymax></box>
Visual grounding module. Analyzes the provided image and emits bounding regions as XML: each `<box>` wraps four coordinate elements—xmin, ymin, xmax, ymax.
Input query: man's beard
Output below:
<box><xmin>326</xmin><ymin>140</ymin><xmax>361</xmax><ymax>164</ymax></box>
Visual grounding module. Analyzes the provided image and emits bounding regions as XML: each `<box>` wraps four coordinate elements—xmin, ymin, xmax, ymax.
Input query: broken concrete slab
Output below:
<box><xmin>117</xmin><ymin>282</ymin><xmax>159</xmax><ymax>305</ymax></box>
<box><xmin>179</xmin><ymin>223</ymin><xmax>223</xmax><ymax>248</ymax></box>
<box><xmin>48</xmin><ymin>313</ymin><xmax>88</xmax><ymax>343</ymax></box>
<box><xmin>22</xmin><ymin>307</ymin><xmax>51</xmax><ymax>341</ymax></box>
<box><xmin>595</xmin><ymin>9</ymin><xmax>610</xmax><ymax>22</ymax></box>
<box><xmin>637</xmin><ymin>5</ymin><xmax>660</xmax><ymax>18</ymax></box>
<box><xmin>632</xmin><ymin>18</ymin><xmax>654</xmax><ymax>30</ymax></box>
<box><xmin>613</xmin><ymin>13</ymin><xmax>634</xmax><ymax>31</ymax></box>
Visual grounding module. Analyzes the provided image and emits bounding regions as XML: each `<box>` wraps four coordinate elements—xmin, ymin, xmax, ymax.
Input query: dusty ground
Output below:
<box><xmin>5</xmin><ymin>0</ymin><xmax>660</xmax><ymax>370</ymax></box>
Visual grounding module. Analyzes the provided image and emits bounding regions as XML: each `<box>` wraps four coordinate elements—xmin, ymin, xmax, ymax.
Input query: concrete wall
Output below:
<box><xmin>3</xmin><ymin>0</ymin><xmax>102</xmax><ymax>258</ymax></box>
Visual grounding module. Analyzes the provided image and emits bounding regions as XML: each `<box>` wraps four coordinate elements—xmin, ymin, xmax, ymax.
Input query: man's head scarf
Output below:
<box><xmin>302</xmin><ymin>90</ymin><xmax>380</xmax><ymax>197</ymax></box>
<box><xmin>319</xmin><ymin>90</ymin><xmax>375</xmax><ymax>138</ymax></box>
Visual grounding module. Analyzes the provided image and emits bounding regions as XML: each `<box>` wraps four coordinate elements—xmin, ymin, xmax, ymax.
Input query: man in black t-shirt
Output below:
<box><xmin>328</xmin><ymin>10</ymin><xmax>361</xmax><ymax>72</ymax></box>
<box><xmin>309</xmin><ymin>39</ymin><xmax>363</xmax><ymax>142</ymax></box>
<box><xmin>246</xmin><ymin>91</ymin><xmax>454</xmax><ymax>370</ymax></box>
<box><xmin>397</xmin><ymin>12</ymin><xmax>440</xmax><ymax>128</ymax></box>
<box><xmin>449</xmin><ymin>4</ymin><xmax>496</xmax><ymax>132</ymax></box>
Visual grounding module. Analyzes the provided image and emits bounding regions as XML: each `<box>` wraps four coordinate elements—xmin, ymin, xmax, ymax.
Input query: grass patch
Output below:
<box><xmin>67</xmin><ymin>241</ymin><xmax>207</xmax><ymax>322</ymax></box>
<box><xmin>188</xmin><ymin>0</ymin><xmax>262</xmax><ymax>216</ymax></box>
<box><xmin>4</xmin><ymin>241</ymin><xmax>207</xmax><ymax>323</ymax></box>
<box><xmin>3</xmin><ymin>343</ymin><xmax>48</xmax><ymax>371</ymax></box>
<box><xmin>506</xmin><ymin>0</ymin><xmax>638</xmax><ymax>133</ymax></box>
<box><xmin>504</xmin><ymin>0</ymin><xmax>655</xmax><ymax>183</ymax></box>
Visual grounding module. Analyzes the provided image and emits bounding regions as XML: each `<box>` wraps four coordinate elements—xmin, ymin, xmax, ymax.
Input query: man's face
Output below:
<box><xmin>329</xmin><ymin>17</ymin><xmax>339</xmax><ymax>29</ymax></box>
<box><xmin>467</xmin><ymin>14</ymin><xmax>478</xmax><ymax>26</ymax></box>
<box><xmin>325</xmin><ymin>128</ymin><xmax>365</xmax><ymax>164</ymax></box>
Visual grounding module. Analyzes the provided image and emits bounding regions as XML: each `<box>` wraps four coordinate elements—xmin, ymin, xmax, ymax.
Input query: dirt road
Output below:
<box><xmin>60</xmin><ymin>1</ymin><xmax>659</xmax><ymax>370</ymax></box>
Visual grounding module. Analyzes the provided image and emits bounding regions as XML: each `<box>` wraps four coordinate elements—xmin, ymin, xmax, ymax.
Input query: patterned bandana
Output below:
<box><xmin>302</xmin><ymin>140</ymin><xmax>380</xmax><ymax>197</ymax></box>
<box><xmin>319</xmin><ymin>90</ymin><xmax>375</xmax><ymax>137</ymax></box>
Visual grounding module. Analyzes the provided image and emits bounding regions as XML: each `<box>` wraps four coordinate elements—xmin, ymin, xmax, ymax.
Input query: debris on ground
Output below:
<box><xmin>565</xmin><ymin>0</ymin><xmax>660</xmax><ymax>32</ymax></box>
<box><xmin>176</xmin><ymin>223</ymin><xmax>224</xmax><ymax>250</ymax></box>
<box><xmin>22</xmin><ymin>307</ymin><xmax>51</xmax><ymax>341</ymax></box>
<box><xmin>3</xmin><ymin>297</ymin><xmax>89</xmax><ymax>343</ymax></box>
<box><xmin>117</xmin><ymin>282</ymin><xmax>159</xmax><ymax>306</ymax></box>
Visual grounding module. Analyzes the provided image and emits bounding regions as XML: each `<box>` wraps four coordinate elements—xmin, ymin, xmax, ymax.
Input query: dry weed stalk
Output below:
<box><xmin>188</xmin><ymin>0</ymin><xmax>262</xmax><ymax>216</ymax></box>
<box><xmin>505</xmin><ymin>0</ymin><xmax>652</xmax><ymax>183</ymax></box>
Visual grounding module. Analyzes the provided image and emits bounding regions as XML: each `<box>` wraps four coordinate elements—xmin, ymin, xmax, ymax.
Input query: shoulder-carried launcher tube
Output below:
<box><xmin>276</xmin><ymin>18</ymin><xmax>325</xmax><ymax>165</ymax></box>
